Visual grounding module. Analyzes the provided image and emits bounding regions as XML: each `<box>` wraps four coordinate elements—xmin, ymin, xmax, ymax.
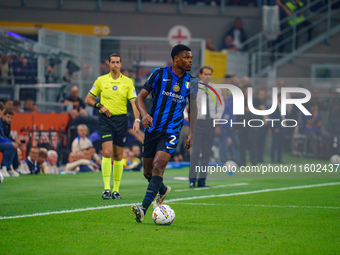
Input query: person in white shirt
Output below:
<box><xmin>189</xmin><ymin>66</ymin><xmax>224</xmax><ymax>188</ymax></box>
<box><xmin>71</xmin><ymin>124</ymin><xmax>101</xmax><ymax>164</ymax></box>
<box><xmin>42</xmin><ymin>150</ymin><xmax>60</xmax><ymax>174</ymax></box>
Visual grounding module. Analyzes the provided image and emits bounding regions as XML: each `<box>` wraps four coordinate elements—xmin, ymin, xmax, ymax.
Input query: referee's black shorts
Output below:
<box><xmin>99</xmin><ymin>114</ymin><xmax>128</xmax><ymax>147</ymax></box>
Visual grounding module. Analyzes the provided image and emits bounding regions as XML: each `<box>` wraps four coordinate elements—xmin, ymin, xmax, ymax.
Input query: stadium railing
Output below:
<box><xmin>241</xmin><ymin>0</ymin><xmax>340</xmax><ymax>77</ymax></box>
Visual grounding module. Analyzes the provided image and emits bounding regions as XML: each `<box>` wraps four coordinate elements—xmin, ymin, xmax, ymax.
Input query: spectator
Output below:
<box><xmin>65</xmin><ymin>151</ymin><xmax>96</xmax><ymax>173</ymax></box>
<box><xmin>256</xmin><ymin>88</ymin><xmax>269</xmax><ymax>163</ymax></box>
<box><xmin>43</xmin><ymin>150</ymin><xmax>60</xmax><ymax>174</ymax></box>
<box><xmin>37</xmin><ymin>148</ymin><xmax>48</xmax><ymax>173</ymax></box>
<box><xmin>220</xmin><ymin>35</ymin><xmax>238</xmax><ymax>51</ymax></box>
<box><xmin>0</xmin><ymin>54</ymin><xmax>13</xmax><ymax>84</ymax></box>
<box><xmin>276</xmin><ymin>0</ymin><xmax>312</xmax><ymax>48</ymax></box>
<box><xmin>218</xmin><ymin>75</ymin><xmax>241</xmax><ymax>164</ymax></box>
<box><xmin>0</xmin><ymin>103</ymin><xmax>20</xmax><ymax>177</ymax></box>
<box><xmin>122</xmin><ymin>150</ymin><xmax>142</xmax><ymax>171</ymax></box>
<box><xmin>131</xmin><ymin>144</ymin><xmax>142</xmax><ymax>159</ymax></box>
<box><xmin>1</xmin><ymin>107</ymin><xmax>22</xmax><ymax>176</ymax></box>
<box><xmin>99</xmin><ymin>60</ymin><xmax>110</xmax><ymax>75</ymax></box>
<box><xmin>23</xmin><ymin>99</ymin><xmax>35</xmax><ymax>112</ymax></box>
<box><xmin>13</xmin><ymin>56</ymin><xmax>36</xmax><ymax>84</ymax></box>
<box><xmin>12</xmin><ymin>100</ymin><xmax>22</xmax><ymax>112</ymax></box>
<box><xmin>15</xmin><ymin>148</ymin><xmax>30</xmax><ymax>175</ymax></box>
<box><xmin>238</xmin><ymin>84</ymin><xmax>260</xmax><ymax>166</ymax></box>
<box><xmin>4</xmin><ymin>99</ymin><xmax>13</xmax><ymax>110</ymax></box>
<box><xmin>189</xmin><ymin>66</ymin><xmax>224</xmax><ymax>188</ymax></box>
<box><xmin>270</xmin><ymin>93</ymin><xmax>285</xmax><ymax>163</ymax></box>
<box><xmin>64</xmin><ymin>86</ymin><xmax>85</xmax><ymax>111</ymax></box>
<box><xmin>83</xmin><ymin>147</ymin><xmax>100</xmax><ymax>171</ymax></box>
<box><xmin>71</xmin><ymin>124</ymin><xmax>101</xmax><ymax>164</ymax></box>
<box><xmin>65</xmin><ymin>108</ymin><xmax>79</xmax><ymax>142</ymax></box>
<box><xmin>302</xmin><ymin>101</ymin><xmax>325</xmax><ymax>157</ymax></box>
<box><xmin>24</xmin><ymin>146</ymin><xmax>40</xmax><ymax>174</ymax></box>
<box><xmin>206</xmin><ymin>38</ymin><xmax>218</xmax><ymax>51</ymax></box>
<box><xmin>221</xmin><ymin>17</ymin><xmax>248</xmax><ymax>51</ymax></box>
<box><xmin>71</xmin><ymin>124</ymin><xmax>92</xmax><ymax>152</ymax></box>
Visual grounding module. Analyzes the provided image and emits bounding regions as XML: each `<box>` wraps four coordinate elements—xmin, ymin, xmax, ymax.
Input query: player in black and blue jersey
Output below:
<box><xmin>131</xmin><ymin>44</ymin><xmax>198</xmax><ymax>222</ymax></box>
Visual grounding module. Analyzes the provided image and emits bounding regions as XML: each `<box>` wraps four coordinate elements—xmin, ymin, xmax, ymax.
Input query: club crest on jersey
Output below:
<box><xmin>185</xmin><ymin>82</ymin><xmax>190</xmax><ymax>89</ymax></box>
<box><xmin>173</xmin><ymin>85</ymin><xmax>180</xmax><ymax>92</ymax></box>
<box><xmin>122</xmin><ymin>137</ymin><xmax>126</xmax><ymax>143</ymax></box>
<box><xmin>113</xmin><ymin>86</ymin><xmax>118</xmax><ymax>91</ymax></box>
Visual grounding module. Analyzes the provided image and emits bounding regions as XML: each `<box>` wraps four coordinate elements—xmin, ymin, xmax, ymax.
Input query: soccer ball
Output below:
<box><xmin>224</xmin><ymin>160</ymin><xmax>237</xmax><ymax>175</ymax></box>
<box><xmin>0</xmin><ymin>172</ymin><xmax>3</xmax><ymax>184</ymax></box>
<box><xmin>152</xmin><ymin>205</ymin><xmax>175</xmax><ymax>225</ymax></box>
<box><xmin>330</xmin><ymin>154</ymin><xmax>340</xmax><ymax>164</ymax></box>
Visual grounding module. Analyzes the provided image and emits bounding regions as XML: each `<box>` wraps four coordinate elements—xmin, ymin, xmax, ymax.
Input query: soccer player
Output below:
<box><xmin>131</xmin><ymin>44</ymin><xmax>198</xmax><ymax>222</ymax></box>
<box><xmin>85</xmin><ymin>53</ymin><xmax>140</xmax><ymax>199</ymax></box>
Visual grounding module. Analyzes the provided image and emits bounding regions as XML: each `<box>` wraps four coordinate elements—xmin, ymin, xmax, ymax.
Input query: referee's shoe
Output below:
<box><xmin>102</xmin><ymin>190</ymin><xmax>111</xmax><ymax>199</ymax></box>
<box><xmin>112</xmin><ymin>191</ymin><xmax>122</xmax><ymax>199</ymax></box>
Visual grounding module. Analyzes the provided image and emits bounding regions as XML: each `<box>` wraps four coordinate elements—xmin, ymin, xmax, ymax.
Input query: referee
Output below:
<box><xmin>85</xmin><ymin>53</ymin><xmax>140</xmax><ymax>199</ymax></box>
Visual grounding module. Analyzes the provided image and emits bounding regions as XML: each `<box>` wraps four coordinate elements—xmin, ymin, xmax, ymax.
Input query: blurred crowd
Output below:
<box><xmin>1</xmin><ymin>68</ymin><xmax>340</xmax><ymax>178</ymax></box>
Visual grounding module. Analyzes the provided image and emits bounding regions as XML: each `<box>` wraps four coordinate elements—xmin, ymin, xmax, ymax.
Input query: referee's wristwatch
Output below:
<box><xmin>94</xmin><ymin>102</ymin><xmax>103</xmax><ymax>109</ymax></box>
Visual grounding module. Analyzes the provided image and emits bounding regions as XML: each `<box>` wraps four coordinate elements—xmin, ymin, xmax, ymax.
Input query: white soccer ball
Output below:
<box><xmin>224</xmin><ymin>160</ymin><xmax>237</xmax><ymax>174</ymax></box>
<box><xmin>152</xmin><ymin>204</ymin><xmax>175</xmax><ymax>225</ymax></box>
<box><xmin>0</xmin><ymin>172</ymin><xmax>3</xmax><ymax>184</ymax></box>
<box><xmin>224</xmin><ymin>160</ymin><xmax>238</xmax><ymax>168</ymax></box>
<box><xmin>330</xmin><ymin>154</ymin><xmax>340</xmax><ymax>164</ymax></box>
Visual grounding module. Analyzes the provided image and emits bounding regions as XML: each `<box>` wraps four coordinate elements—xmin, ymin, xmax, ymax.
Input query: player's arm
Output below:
<box><xmin>84</xmin><ymin>93</ymin><xmax>111</xmax><ymax>117</ymax></box>
<box><xmin>186</xmin><ymin>97</ymin><xmax>197</xmax><ymax>149</ymax></box>
<box><xmin>129</xmin><ymin>99</ymin><xmax>141</xmax><ymax>133</ymax></box>
<box><xmin>136</xmin><ymin>88</ymin><xmax>153</xmax><ymax>129</ymax></box>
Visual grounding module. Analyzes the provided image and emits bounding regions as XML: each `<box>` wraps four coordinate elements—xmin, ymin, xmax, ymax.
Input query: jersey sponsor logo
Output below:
<box><xmin>113</xmin><ymin>86</ymin><xmax>118</xmax><ymax>91</ymax></box>
<box><xmin>173</xmin><ymin>85</ymin><xmax>180</xmax><ymax>92</ymax></box>
<box><xmin>162</xmin><ymin>90</ymin><xmax>184</xmax><ymax>103</ymax></box>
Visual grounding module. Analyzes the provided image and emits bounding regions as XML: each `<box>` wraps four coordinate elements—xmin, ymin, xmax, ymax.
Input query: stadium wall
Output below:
<box><xmin>0</xmin><ymin>1</ymin><xmax>261</xmax><ymax>50</ymax></box>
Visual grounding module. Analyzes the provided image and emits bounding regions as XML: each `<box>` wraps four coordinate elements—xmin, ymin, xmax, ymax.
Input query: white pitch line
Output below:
<box><xmin>175</xmin><ymin>182</ymin><xmax>249</xmax><ymax>192</ymax></box>
<box><xmin>167</xmin><ymin>182</ymin><xmax>340</xmax><ymax>202</ymax></box>
<box><xmin>171</xmin><ymin>203</ymin><xmax>340</xmax><ymax>210</ymax></box>
<box><xmin>1</xmin><ymin>182</ymin><xmax>339</xmax><ymax>220</ymax></box>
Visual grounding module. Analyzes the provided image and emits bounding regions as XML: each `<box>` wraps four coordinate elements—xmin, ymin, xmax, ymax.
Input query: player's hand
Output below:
<box><xmin>185</xmin><ymin>135</ymin><xmax>192</xmax><ymax>150</ymax></box>
<box><xmin>142</xmin><ymin>114</ymin><xmax>153</xmax><ymax>129</ymax></box>
<box><xmin>132</xmin><ymin>121</ymin><xmax>140</xmax><ymax>133</ymax></box>
<box><xmin>101</xmin><ymin>106</ymin><xmax>112</xmax><ymax>117</ymax></box>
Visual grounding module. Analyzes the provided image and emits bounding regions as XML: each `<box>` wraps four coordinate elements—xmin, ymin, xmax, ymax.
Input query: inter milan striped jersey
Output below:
<box><xmin>143</xmin><ymin>66</ymin><xmax>198</xmax><ymax>134</ymax></box>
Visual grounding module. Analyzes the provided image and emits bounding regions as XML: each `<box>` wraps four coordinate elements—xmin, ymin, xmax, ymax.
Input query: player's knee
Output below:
<box><xmin>152</xmin><ymin>160</ymin><xmax>167</xmax><ymax>175</ymax></box>
<box><xmin>102</xmin><ymin>149</ymin><xmax>112</xmax><ymax>158</ymax></box>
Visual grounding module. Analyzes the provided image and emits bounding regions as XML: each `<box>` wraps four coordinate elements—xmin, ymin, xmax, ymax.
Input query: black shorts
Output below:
<box><xmin>142</xmin><ymin>132</ymin><xmax>180</xmax><ymax>158</ymax></box>
<box><xmin>99</xmin><ymin>114</ymin><xmax>128</xmax><ymax>147</ymax></box>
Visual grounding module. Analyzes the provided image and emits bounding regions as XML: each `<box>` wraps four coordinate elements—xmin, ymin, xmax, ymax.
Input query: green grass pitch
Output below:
<box><xmin>0</xmin><ymin>154</ymin><xmax>339</xmax><ymax>255</ymax></box>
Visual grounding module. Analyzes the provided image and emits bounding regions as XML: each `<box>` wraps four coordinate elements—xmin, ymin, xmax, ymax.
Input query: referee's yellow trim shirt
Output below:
<box><xmin>89</xmin><ymin>73</ymin><xmax>137</xmax><ymax>115</ymax></box>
